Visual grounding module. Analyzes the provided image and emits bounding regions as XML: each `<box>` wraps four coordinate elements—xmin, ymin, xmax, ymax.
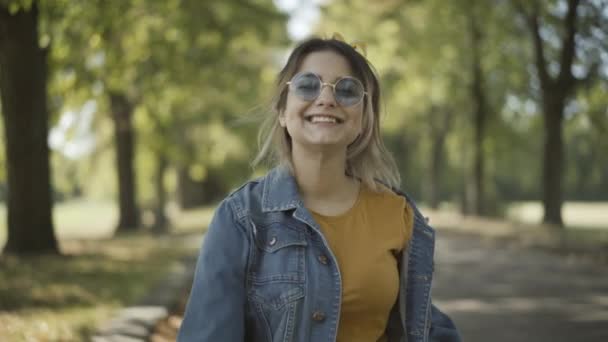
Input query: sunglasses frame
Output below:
<box><xmin>286</xmin><ymin>72</ymin><xmax>368</xmax><ymax>107</ymax></box>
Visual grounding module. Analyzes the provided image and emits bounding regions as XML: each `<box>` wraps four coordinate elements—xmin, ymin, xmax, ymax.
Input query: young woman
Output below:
<box><xmin>178</xmin><ymin>37</ymin><xmax>461</xmax><ymax>342</ymax></box>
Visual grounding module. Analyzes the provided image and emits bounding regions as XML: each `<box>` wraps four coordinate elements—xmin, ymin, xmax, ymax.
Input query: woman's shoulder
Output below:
<box><xmin>371</xmin><ymin>181</ymin><xmax>436</xmax><ymax>235</ymax></box>
<box><xmin>362</xmin><ymin>183</ymin><xmax>414</xmax><ymax>242</ymax></box>
<box><xmin>222</xmin><ymin>168</ymin><xmax>292</xmax><ymax>217</ymax></box>
<box><xmin>226</xmin><ymin>175</ymin><xmax>265</xmax><ymax>200</ymax></box>
<box><xmin>363</xmin><ymin>182</ymin><xmax>407</xmax><ymax>210</ymax></box>
<box><xmin>220</xmin><ymin>175</ymin><xmax>266</xmax><ymax>215</ymax></box>
<box><xmin>368</xmin><ymin>182</ymin><xmax>417</xmax><ymax>209</ymax></box>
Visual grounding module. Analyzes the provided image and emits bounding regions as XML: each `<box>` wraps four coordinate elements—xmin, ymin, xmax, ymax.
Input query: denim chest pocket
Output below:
<box><xmin>248</xmin><ymin>222</ymin><xmax>307</xmax><ymax>309</ymax></box>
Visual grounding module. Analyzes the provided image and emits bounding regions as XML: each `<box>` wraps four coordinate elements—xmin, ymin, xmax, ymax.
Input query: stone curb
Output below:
<box><xmin>92</xmin><ymin>251</ymin><xmax>198</xmax><ymax>341</ymax></box>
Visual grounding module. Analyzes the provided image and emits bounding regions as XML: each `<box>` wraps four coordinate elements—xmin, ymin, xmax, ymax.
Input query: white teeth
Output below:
<box><xmin>310</xmin><ymin>116</ymin><xmax>337</xmax><ymax>123</ymax></box>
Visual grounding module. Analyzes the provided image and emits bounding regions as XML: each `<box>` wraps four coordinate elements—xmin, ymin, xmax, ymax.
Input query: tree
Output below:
<box><xmin>467</xmin><ymin>3</ymin><xmax>490</xmax><ymax>215</ymax></box>
<box><xmin>41</xmin><ymin>0</ymin><xmax>287</xmax><ymax>224</ymax></box>
<box><xmin>98</xmin><ymin>1</ymin><xmax>143</xmax><ymax>231</ymax></box>
<box><xmin>108</xmin><ymin>91</ymin><xmax>140</xmax><ymax>230</ymax></box>
<box><xmin>0</xmin><ymin>2</ymin><xmax>58</xmax><ymax>254</ymax></box>
<box><xmin>514</xmin><ymin>0</ymin><xmax>605</xmax><ymax>226</ymax></box>
<box><xmin>427</xmin><ymin>106</ymin><xmax>453</xmax><ymax>209</ymax></box>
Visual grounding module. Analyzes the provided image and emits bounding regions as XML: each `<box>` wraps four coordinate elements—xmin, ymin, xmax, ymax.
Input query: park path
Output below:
<box><xmin>432</xmin><ymin>232</ymin><xmax>608</xmax><ymax>342</ymax></box>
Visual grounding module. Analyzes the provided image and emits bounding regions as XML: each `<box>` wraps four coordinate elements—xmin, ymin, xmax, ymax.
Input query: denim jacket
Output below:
<box><xmin>178</xmin><ymin>166</ymin><xmax>461</xmax><ymax>342</ymax></box>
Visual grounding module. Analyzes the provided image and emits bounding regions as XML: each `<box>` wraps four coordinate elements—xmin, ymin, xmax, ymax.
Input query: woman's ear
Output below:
<box><xmin>279</xmin><ymin>112</ymin><xmax>286</xmax><ymax>127</ymax></box>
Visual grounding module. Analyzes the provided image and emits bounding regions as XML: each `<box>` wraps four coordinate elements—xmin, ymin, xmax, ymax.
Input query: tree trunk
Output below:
<box><xmin>153</xmin><ymin>153</ymin><xmax>169</xmax><ymax>232</ymax></box>
<box><xmin>519</xmin><ymin>0</ymin><xmax>580</xmax><ymax>226</ymax></box>
<box><xmin>469</xmin><ymin>9</ymin><xmax>487</xmax><ymax>216</ymax></box>
<box><xmin>0</xmin><ymin>5</ymin><xmax>58</xmax><ymax>254</ymax></box>
<box><xmin>460</xmin><ymin>144</ymin><xmax>471</xmax><ymax>216</ymax></box>
<box><xmin>177</xmin><ymin>166</ymin><xmax>226</xmax><ymax>208</ymax></box>
<box><xmin>177</xmin><ymin>167</ymin><xmax>206</xmax><ymax>209</ymax></box>
<box><xmin>428</xmin><ymin>139</ymin><xmax>442</xmax><ymax>210</ymax></box>
<box><xmin>177</xmin><ymin>167</ymin><xmax>204</xmax><ymax>209</ymax></box>
<box><xmin>109</xmin><ymin>92</ymin><xmax>140</xmax><ymax>231</ymax></box>
<box><xmin>427</xmin><ymin>107</ymin><xmax>451</xmax><ymax>210</ymax></box>
<box><xmin>542</xmin><ymin>95</ymin><xmax>565</xmax><ymax>225</ymax></box>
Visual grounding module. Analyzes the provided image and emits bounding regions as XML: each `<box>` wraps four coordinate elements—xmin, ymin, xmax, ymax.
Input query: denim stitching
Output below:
<box><xmin>255</xmin><ymin>301</ymin><xmax>273</xmax><ymax>341</ymax></box>
<box><xmin>283</xmin><ymin>301</ymin><xmax>297</xmax><ymax>342</ymax></box>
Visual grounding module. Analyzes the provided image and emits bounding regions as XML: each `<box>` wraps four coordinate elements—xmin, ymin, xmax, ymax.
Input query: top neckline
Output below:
<box><xmin>309</xmin><ymin>183</ymin><xmax>365</xmax><ymax>220</ymax></box>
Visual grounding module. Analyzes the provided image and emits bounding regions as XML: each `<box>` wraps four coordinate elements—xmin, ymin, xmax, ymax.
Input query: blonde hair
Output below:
<box><xmin>252</xmin><ymin>38</ymin><xmax>400</xmax><ymax>192</ymax></box>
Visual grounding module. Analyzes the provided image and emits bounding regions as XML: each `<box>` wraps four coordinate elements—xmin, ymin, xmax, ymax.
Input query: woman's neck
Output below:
<box><xmin>291</xmin><ymin>144</ymin><xmax>359</xmax><ymax>207</ymax></box>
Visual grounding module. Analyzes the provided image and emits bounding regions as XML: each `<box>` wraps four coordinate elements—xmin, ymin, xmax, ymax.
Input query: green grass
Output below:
<box><xmin>0</xmin><ymin>199</ymin><xmax>216</xmax><ymax>250</ymax></box>
<box><xmin>506</xmin><ymin>201</ymin><xmax>608</xmax><ymax>248</ymax></box>
<box><xmin>425</xmin><ymin>201</ymin><xmax>608</xmax><ymax>260</ymax></box>
<box><xmin>0</xmin><ymin>200</ymin><xmax>216</xmax><ymax>341</ymax></box>
<box><xmin>0</xmin><ymin>234</ymin><xmax>195</xmax><ymax>340</ymax></box>
<box><xmin>0</xmin><ymin>199</ymin><xmax>116</xmax><ymax>249</ymax></box>
<box><xmin>506</xmin><ymin>201</ymin><xmax>608</xmax><ymax>230</ymax></box>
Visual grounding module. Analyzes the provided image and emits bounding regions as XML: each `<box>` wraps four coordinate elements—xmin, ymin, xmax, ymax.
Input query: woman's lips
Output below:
<box><xmin>304</xmin><ymin>114</ymin><xmax>343</xmax><ymax>123</ymax></box>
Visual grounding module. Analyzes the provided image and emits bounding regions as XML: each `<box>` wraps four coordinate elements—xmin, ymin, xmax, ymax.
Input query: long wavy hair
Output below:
<box><xmin>252</xmin><ymin>37</ymin><xmax>400</xmax><ymax>191</ymax></box>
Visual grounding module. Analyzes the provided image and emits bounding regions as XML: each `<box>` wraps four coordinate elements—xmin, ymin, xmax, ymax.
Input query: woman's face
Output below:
<box><xmin>279</xmin><ymin>50</ymin><xmax>364</xmax><ymax>154</ymax></box>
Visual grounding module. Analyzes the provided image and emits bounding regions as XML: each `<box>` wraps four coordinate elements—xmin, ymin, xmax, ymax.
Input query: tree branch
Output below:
<box><xmin>513</xmin><ymin>0</ymin><xmax>550</xmax><ymax>89</ymax></box>
<box><xmin>529</xmin><ymin>3</ymin><xmax>551</xmax><ymax>89</ymax></box>
<box><xmin>0</xmin><ymin>5</ymin><xmax>10</xmax><ymax>43</ymax></box>
<box><xmin>557</xmin><ymin>0</ymin><xmax>580</xmax><ymax>87</ymax></box>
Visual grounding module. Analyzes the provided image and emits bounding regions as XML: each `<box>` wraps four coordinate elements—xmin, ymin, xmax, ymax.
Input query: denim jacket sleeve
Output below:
<box><xmin>429</xmin><ymin>303</ymin><xmax>462</xmax><ymax>342</ymax></box>
<box><xmin>178</xmin><ymin>199</ymin><xmax>249</xmax><ymax>341</ymax></box>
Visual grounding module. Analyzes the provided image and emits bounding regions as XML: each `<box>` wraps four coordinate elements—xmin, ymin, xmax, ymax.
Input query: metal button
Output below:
<box><xmin>317</xmin><ymin>254</ymin><xmax>328</xmax><ymax>265</ymax></box>
<box><xmin>312</xmin><ymin>311</ymin><xmax>326</xmax><ymax>322</ymax></box>
<box><xmin>268</xmin><ymin>236</ymin><xmax>277</xmax><ymax>246</ymax></box>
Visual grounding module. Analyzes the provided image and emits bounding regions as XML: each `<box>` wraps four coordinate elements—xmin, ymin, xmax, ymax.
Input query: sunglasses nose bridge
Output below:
<box><xmin>315</xmin><ymin>81</ymin><xmax>338</xmax><ymax>104</ymax></box>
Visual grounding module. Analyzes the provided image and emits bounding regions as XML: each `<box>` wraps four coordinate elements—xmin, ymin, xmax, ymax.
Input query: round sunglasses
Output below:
<box><xmin>286</xmin><ymin>72</ymin><xmax>367</xmax><ymax>107</ymax></box>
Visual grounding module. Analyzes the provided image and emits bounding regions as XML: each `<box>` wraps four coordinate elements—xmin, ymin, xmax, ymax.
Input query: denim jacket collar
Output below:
<box><xmin>260</xmin><ymin>166</ymin><xmax>325</xmax><ymax>233</ymax></box>
<box><xmin>261</xmin><ymin>165</ymin><xmax>428</xmax><ymax>224</ymax></box>
<box><xmin>261</xmin><ymin>165</ymin><xmax>303</xmax><ymax>213</ymax></box>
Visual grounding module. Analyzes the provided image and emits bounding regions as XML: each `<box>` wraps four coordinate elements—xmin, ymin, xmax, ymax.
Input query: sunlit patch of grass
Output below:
<box><xmin>166</xmin><ymin>202</ymin><xmax>215</xmax><ymax>234</ymax></box>
<box><xmin>0</xmin><ymin>199</ymin><xmax>117</xmax><ymax>250</ymax></box>
<box><xmin>0</xmin><ymin>200</ymin><xmax>217</xmax><ymax>250</ymax></box>
<box><xmin>426</xmin><ymin>201</ymin><xmax>607</xmax><ymax>233</ymax></box>
<box><xmin>0</xmin><ymin>233</ymin><xmax>199</xmax><ymax>341</ymax></box>
<box><xmin>506</xmin><ymin>201</ymin><xmax>608</xmax><ymax>230</ymax></box>
<box><xmin>426</xmin><ymin>201</ymin><xmax>608</xmax><ymax>263</ymax></box>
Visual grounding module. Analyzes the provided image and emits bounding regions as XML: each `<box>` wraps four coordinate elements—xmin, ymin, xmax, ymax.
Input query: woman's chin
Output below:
<box><xmin>296</xmin><ymin>140</ymin><xmax>349</xmax><ymax>152</ymax></box>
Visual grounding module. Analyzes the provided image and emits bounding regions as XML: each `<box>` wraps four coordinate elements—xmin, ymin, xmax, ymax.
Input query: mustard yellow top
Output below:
<box><xmin>310</xmin><ymin>184</ymin><xmax>414</xmax><ymax>342</ymax></box>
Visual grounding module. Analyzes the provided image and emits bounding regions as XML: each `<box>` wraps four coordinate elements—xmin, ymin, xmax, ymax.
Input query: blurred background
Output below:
<box><xmin>0</xmin><ymin>0</ymin><xmax>607</xmax><ymax>341</ymax></box>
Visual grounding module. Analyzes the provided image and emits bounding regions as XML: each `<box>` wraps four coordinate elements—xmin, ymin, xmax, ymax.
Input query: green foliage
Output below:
<box><xmin>31</xmin><ymin>0</ymin><xmax>288</xmax><ymax>202</ymax></box>
<box><xmin>318</xmin><ymin>0</ymin><xmax>608</xmax><ymax>205</ymax></box>
<box><xmin>3</xmin><ymin>0</ymin><xmax>605</xmax><ymax>211</ymax></box>
<box><xmin>1</xmin><ymin>0</ymin><xmax>34</xmax><ymax>14</ymax></box>
<box><xmin>0</xmin><ymin>118</ymin><xmax>5</xmax><ymax>188</ymax></box>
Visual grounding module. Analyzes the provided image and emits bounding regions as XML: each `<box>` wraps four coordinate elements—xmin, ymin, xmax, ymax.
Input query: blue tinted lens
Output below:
<box><xmin>292</xmin><ymin>73</ymin><xmax>320</xmax><ymax>101</ymax></box>
<box><xmin>335</xmin><ymin>78</ymin><xmax>364</xmax><ymax>106</ymax></box>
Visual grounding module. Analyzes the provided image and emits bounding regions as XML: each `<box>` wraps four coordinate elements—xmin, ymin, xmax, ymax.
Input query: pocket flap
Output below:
<box><xmin>255</xmin><ymin>224</ymin><xmax>308</xmax><ymax>253</ymax></box>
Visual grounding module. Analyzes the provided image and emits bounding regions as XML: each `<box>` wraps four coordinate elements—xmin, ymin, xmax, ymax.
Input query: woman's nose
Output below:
<box><xmin>315</xmin><ymin>84</ymin><xmax>336</xmax><ymax>106</ymax></box>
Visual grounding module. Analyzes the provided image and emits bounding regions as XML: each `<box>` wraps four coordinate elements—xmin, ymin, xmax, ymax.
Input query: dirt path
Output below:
<box><xmin>432</xmin><ymin>232</ymin><xmax>608</xmax><ymax>342</ymax></box>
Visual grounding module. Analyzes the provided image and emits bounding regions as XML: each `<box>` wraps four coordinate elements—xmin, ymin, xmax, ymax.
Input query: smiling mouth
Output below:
<box><xmin>304</xmin><ymin>114</ymin><xmax>344</xmax><ymax>124</ymax></box>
